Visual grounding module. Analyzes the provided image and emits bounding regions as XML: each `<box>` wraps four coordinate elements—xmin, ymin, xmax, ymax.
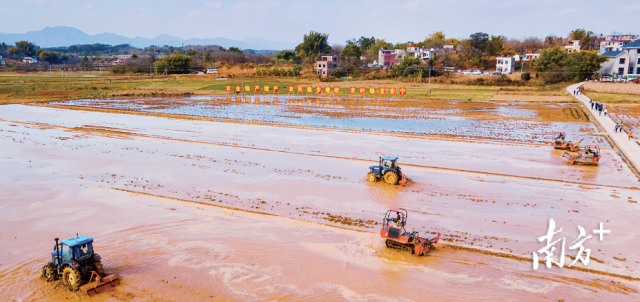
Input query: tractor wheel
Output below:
<box><xmin>384</xmin><ymin>172</ymin><xmax>399</xmax><ymax>185</ymax></box>
<box><xmin>367</xmin><ymin>173</ymin><xmax>378</xmax><ymax>182</ymax></box>
<box><xmin>94</xmin><ymin>260</ymin><xmax>106</xmax><ymax>277</ymax></box>
<box><xmin>42</xmin><ymin>264</ymin><xmax>58</xmax><ymax>282</ymax></box>
<box><xmin>62</xmin><ymin>267</ymin><xmax>81</xmax><ymax>291</ymax></box>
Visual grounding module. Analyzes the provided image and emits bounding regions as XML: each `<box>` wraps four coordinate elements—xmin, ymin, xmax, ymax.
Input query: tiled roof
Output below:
<box><xmin>601</xmin><ymin>51</ymin><xmax>623</xmax><ymax>57</ymax></box>
<box><xmin>622</xmin><ymin>39</ymin><xmax>640</xmax><ymax>48</ymax></box>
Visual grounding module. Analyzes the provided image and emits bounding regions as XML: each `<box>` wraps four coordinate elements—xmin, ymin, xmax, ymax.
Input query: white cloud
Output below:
<box><xmin>624</xmin><ymin>3</ymin><xmax>640</xmax><ymax>11</ymax></box>
<box><xmin>206</xmin><ymin>2</ymin><xmax>223</xmax><ymax>8</ymax></box>
<box><xmin>83</xmin><ymin>4</ymin><xmax>92</xmax><ymax>9</ymax></box>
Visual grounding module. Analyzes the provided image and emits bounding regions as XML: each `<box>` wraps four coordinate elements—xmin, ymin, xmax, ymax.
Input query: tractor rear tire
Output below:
<box><xmin>94</xmin><ymin>260</ymin><xmax>106</xmax><ymax>277</ymax></box>
<box><xmin>62</xmin><ymin>267</ymin><xmax>81</xmax><ymax>291</ymax></box>
<box><xmin>384</xmin><ymin>172</ymin><xmax>399</xmax><ymax>185</ymax></box>
<box><xmin>42</xmin><ymin>264</ymin><xmax>58</xmax><ymax>282</ymax></box>
<box><xmin>367</xmin><ymin>173</ymin><xmax>378</xmax><ymax>182</ymax></box>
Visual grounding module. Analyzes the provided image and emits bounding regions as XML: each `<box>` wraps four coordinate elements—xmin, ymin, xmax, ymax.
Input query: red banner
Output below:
<box><xmin>288</xmin><ymin>86</ymin><xmax>294</xmax><ymax>93</ymax></box>
<box><xmin>389</xmin><ymin>88</ymin><xmax>396</xmax><ymax>95</ymax></box>
<box><xmin>264</xmin><ymin>85</ymin><xmax>270</xmax><ymax>93</ymax></box>
<box><xmin>359</xmin><ymin>87</ymin><xmax>366</xmax><ymax>95</ymax></box>
<box><xmin>273</xmin><ymin>86</ymin><xmax>279</xmax><ymax>93</ymax></box>
<box><xmin>244</xmin><ymin>85</ymin><xmax>250</xmax><ymax>92</ymax></box>
<box><xmin>334</xmin><ymin>87</ymin><xmax>340</xmax><ymax>94</ymax></box>
<box><xmin>225</xmin><ymin>85</ymin><xmax>231</xmax><ymax>92</ymax></box>
<box><xmin>297</xmin><ymin>86</ymin><xmax>303</xmax><ymax>93</ymax></box>
<box><xmin>254</xmin><ymin>85</ymin><xmax>260</xmax><ymax>92</ymax></box>
<box><xmin>369</xmin><ymin>87</ymin><xmax>376</xmax><ymax>95</ymax></box>
<box><xmin>316</xmin><ymin>86</ymin><xmax>322</xmax><ymax>94</ymax></box>
<box><xmin>307</xmin><ymin>86</ymin><xmax>313</xmax><ymax>93</ymax></box>
<box><xmin>350</xmin><ymin>87</ymin><xmax>356</xmax><ymax>94</ymax></box>
<box><xmin>399</xmin><ymin>88</ymin><xmax>407</xmax><ymax>95</ymax></box>
<box><xmin>324</xmin><ymin>87</ymin><xmax>331</xmax><ymax>94</ymax></box>
<box><xmin>379</xmin><ymin>87</ymin><xmax>386</xmax><ymax>95</ymax></box>
<box><xmin>235</xmin><ymin>85</ymin><xmax>241</xmax><ymax>92</ymax></box>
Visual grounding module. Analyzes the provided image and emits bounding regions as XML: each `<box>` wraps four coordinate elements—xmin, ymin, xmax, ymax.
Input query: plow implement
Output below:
<box><xmin>398</xmin><ymin>174</ymin><xmax>412</xmax><ymax>186</ymax></box>
<box><xmin>79</xmin><ymin>272</ymin><xmax>120</xmax><ymax>297</ymax></box>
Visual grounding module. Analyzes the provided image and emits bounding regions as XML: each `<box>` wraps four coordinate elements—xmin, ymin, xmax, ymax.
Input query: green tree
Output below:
<box><xmin>533</xmin><ymin>47</ymin><xmax>567</xmax><ymax>74</ymax></box>
<box><xmin>295</xmin><ymin>31</ymin><xmax>331</xmax><ymax>58</ymax></box>
<box><xmin>485</xmin><ymin>35</ymin><xmax>505</xmax><ymax>56</ymax></box>
<box><xmin>39</xmin><ymin>50</ymin><xmax>60</xmax><ymax>64</ymax></box>
<box><xmin>340</xmin><ymin>43</ymin><xmax>361</xmax><ymax>59</ymax></box>
<box><xmin>394</xmin><ymin>55</ymin><xmax>422</xmax><ymax>76</ymax></box>
<box><xmin>154</xmin><ymin>54</ymin><xmax>192</xmax><ymax>74</ymax></box>
<box><xmin>186</xmin><ymin>50</ymin><xmax>199</xmax><ymax>56</ymax></box>
<box><xmin>60</xmin><ymin>54</ymin><xmax>69</xmax><ymax>64</ymax></box>
<box><xmin>569</xmin><ymin>29</ymin><xmax>593</xmax><ymax>50</ymax></box>
<box><xmin>277</xmin><ymin>50</ymin><xmax>296</xmax><ymax>61</ymax></box>
<box><xmin>13</xmin><ymin>40</ymin><xmax>38</xmax><ymax>57</ymax></box>
<box><xmin>562</xmin><ymin>51</ymin><xmax>607</xmax><ymax>81</ymax></box>
<box><xmin>228</xmin><ymin>47</ymin><xmax>243</xmax><ymax>54</ymax></box>
<box><xmin>81</xmin><ymin>56</ymin><xmax>89</xmax><ymax>70</ymax></box>
<box><xmin>131</xmin><ymin>53</ymin><xmax>138</xmax><ymax>58</ymax></box>
<box><xmin>469</xmin><ymin>32</ymin><xmax>489</xmax><ymax>54</ymax></box>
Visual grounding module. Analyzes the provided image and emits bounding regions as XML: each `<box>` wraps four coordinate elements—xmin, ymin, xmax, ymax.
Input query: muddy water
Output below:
<box><xmin>48</xmin><ymin>96</ymin><xmax>604</xmax><ymax>145</ymax></box>
<box><xmin>0</xmin><ymin>105</ymin><xmax>627</xmax><ymax>187</ymax></box>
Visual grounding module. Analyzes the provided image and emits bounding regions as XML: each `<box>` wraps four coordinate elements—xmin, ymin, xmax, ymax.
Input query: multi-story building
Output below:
<box><xmin>315</xmin><ymin>55</ymin><xmax>339</xmax><ymax>77</ymax></box>
<box><xmin>496</xmin><ymin>56</ymin><xmax>515</xmax><ymax>74</ymax></box>
<box><xmin>599</xmin><ymin>39</ymin><xmax>640</xmax><ymax>77</ymax></box>
<box><xmin>565</xmin><ymin>40</ymin><xmax>581</xmax><ymax>53</ymax></box>
<box><xmin>378</xmin><ymin>46</ymin><xmax>438</xmax><ymax>66</ymax></box>
<box><xmin>599</xmin><ymin>35</ymin><xmax>638</xmax><ymax>54</ymax></box>
<box><xmin>378</xmin><ymin>49</ymin><xmax>395</xmax><ymax>66</ymax></box>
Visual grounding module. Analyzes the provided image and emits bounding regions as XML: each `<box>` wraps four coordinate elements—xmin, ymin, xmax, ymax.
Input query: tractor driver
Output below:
<box><xmin>391</xmin><ymin>213</ymin><xmax>402</xmax><ymax>227</ymax></box>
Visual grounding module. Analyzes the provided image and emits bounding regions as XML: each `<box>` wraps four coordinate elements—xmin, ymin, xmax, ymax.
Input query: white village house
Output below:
<box><xmin>22</xmin><ymin>57</ymin><xmax>37</xmax><ymax>64</ymax></box>
<box><xmin>598</xmin><ymin>39</ymin><xmax>640</xmax><ymax>77</ymax></box>
<box><xmin>378</xmin><ymin>46</ymin><xmax>437</xmax><ymax>67</ymax></box>
<box><xmin>0</xmin><ymin>55</ymin><xmax>4</xmax><ymax>65</ymax></box>
<box><xmin>496</xmin><ymin>56</ymin><xmax>515</xmax><ymax>74</ymax></box>
<box><xmin>565</xmin><ymin>40</ymin><xmax>581</xmax><ymax>53</ymax></box>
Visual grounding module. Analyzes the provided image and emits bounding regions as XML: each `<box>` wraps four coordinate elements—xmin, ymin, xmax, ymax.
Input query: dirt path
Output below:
<box><xmin>569</xmin><ymin>82</ymin><xmax>640</xmax><ymax>177</ymax></box>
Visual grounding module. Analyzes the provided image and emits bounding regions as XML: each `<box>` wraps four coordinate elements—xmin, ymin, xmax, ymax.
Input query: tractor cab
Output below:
<box><xmin>381</xmin><ymin>208</ymin><xmax>408</xmax><ymax>241</ymax></box>
<box><xmin>552</xmin><ymin>130</ymin><xmax>566</xmax><ymax>148</ymax></box>
<box><xmin>584</xmin><ymin>143</ymin><xmax>600</xmax><ymax>159</ymax></box>
<box><xmin>51</xmin><ymin>236</ymin><xmax>96</xmax><ymax>266</ymax></box>
<box><xmin>380</xmin><ymin>208</ymin><xmax>441</xmax><ymax>256</ymax></box>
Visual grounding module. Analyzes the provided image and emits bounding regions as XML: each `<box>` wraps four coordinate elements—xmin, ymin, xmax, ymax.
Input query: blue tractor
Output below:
<box><xmin>367</xmin><ymin>157</ymin><xmax>412</xmax><ymax>185</ymax></box>
<box><xmin>41</xmin><ymin>235</ymin><xmax>119</xmax><ymax>296</ymax></box>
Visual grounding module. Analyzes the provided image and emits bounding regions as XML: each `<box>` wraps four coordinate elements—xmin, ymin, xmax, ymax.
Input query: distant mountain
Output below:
<box><xmin>0</xmin><ymin>26</ymin><xmax>296</xmax><ymax>50</ymax></box>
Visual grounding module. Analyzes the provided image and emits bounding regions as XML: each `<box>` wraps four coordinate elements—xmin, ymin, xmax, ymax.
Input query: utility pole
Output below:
<box><xmin>241</xmin><ymin>65</ymin><xmax>244</xmax><ymax>97</ymax></box>
<box><xmin>428</xmin><ymin>67</ymin><xmax>431</xmax><ymax>97</ymax></box>
<box><xmin>49</xmin><ymin>65</ymin><xmax>51</xmax><ymax>76</ymax></box>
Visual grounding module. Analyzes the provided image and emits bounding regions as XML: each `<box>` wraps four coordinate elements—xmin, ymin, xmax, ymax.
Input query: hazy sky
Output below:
<box><xmin>2</xmin><ymin>0</ymin><xmax>639</xmax><ymax>44</ymax></box>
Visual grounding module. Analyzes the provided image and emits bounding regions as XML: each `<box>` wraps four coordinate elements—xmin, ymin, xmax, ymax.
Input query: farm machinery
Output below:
<box><xmin>367</xmin><ymin>157</ymin><xmax>412</xmax><ymax>185</ymax></box>
<box><xmin>562</xmin><ymin>143</ymin><xmax>601</xmax><ymax>165</ymax></box>
<box><xmin>41</xmin><ymin>235</ymin><xmax>119</xmax><ymax>296</ymax></box>
<box><xmin>550</xmin><ymin>130</ymin><xmax>582</xmax><ymax>151</ymax></box>
<box><xmin>380</xmin><ymin>208</ymin><xmax>441</xmax><ymax>256</ymax></box>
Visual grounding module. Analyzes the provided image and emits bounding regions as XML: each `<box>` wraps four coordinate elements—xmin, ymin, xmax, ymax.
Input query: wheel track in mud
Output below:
<box><xmin>6</xmin><ymin>119</ymin><xmax>637</xmax><ymax>190</ymax></box>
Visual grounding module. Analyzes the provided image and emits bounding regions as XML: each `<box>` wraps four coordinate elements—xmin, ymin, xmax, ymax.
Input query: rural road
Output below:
<box><xmin>569</xmin><ymin>82</ymin><xmax>640</xmax><ymax>178</ymax></box>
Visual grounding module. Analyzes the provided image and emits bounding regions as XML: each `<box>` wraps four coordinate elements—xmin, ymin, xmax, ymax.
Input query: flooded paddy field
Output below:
<box><xmin>46</xmin><ymin>96</ymin><xmax>607</xmax><ymax>146</ymax></box>
<box><xmin>2</xmin><ymin>105</ymin><xmax>640</xmax><ymax>301</ymax></box>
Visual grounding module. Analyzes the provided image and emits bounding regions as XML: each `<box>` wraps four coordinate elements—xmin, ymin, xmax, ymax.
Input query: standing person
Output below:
<box><xmin>604</xmin><ymin>108</ymin><xmax>607</xmax><ymax>116</ymax></box>
<box><xmin>620</xmin><ymin>123</ymin><xmax>624</xmax><ymax>133</ymax></box>
<box><xmin>629</xmin><ymin>129</ymin><xmax>633</xmax><ymax>141</ymax></box>
<box><xmin>591</xmin><ymin>100</ymin><xmax>595</xmax><ymax>110</ymax></box>
<box><xmin>615</xmin><ymin>123</ymin><xmax>620</xmax><ymax>132</ymax></box>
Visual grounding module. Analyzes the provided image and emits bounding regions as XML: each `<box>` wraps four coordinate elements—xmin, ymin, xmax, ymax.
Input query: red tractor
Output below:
<box><xmin>380</xmin><ymin>208</ymin><xmax>441</xmax><ymax>256</ymax></box>
<box><xmin>562</xmin><ymin>143</ymin><xmax>601</xmax><ymax>165</ymax></box>
<box><xmin>550</xmin><ymin>130</ymin><xmax>581</xmax><ymax>151</ymax></box>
